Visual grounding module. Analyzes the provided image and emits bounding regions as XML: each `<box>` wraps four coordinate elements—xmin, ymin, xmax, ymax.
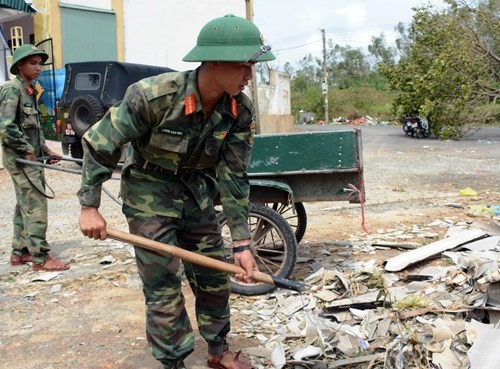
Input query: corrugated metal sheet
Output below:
<box><xmin>0</xmin><ymin>0</ymin><xmax>36</xmax><ymax>13</ymax></box>
<box><xmin>60</xmin><ymin>4</ymin><xmax>117</xmax><ymax>64</ymax></box>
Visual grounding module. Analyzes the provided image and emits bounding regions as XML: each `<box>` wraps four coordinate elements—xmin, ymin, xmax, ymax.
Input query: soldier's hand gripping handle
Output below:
<box><xmin>79</xmin><ymin>206</ymin><xmax>108</xmax><ymax>240</ymax></box>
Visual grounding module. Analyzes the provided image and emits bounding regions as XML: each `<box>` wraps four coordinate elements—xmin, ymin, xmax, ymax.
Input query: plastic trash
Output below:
<box><xmin>467</xmin><ymin>205</ymin><xmax>500</xmax><ymax>217</ymax></box>
<box><xmin>459</xmin><ymin>187</ymin><xmax>478</xmax><ymax>196</ymax></box>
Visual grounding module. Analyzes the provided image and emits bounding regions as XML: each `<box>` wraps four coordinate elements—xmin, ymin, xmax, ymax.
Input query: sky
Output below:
<box><xmin>253</xmin><ymin>0</ymin><xmax>448</xmax><ymax>67</ymax></box>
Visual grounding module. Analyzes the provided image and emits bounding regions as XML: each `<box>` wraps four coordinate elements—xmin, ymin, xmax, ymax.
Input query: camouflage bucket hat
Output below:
<box><xmin>183</xmin><ymin>14</ymin><xmax>275</xmax><ymax>63</ymax></box>
<box><xmin>10</xmin><ymin>44</ymin><xmax>49</xmax><ymax>75</ymax></box>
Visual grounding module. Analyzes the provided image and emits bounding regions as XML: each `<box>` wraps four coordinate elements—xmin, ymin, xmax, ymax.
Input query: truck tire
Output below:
<box><xmin>69</xmin><ymin>142</ymin><xmax>84</xmax><ymax>160</ymax></box>
<box><xmin>61</xmin><ymin>142</ymin><xmax>70</xmax><ymax>156</ymax></box>
<box><xmin>217</xmin><ymin>203</ymin><xmax>297</xmax><ymax>295</ymax></box>
<box><xmin>69</xmin><ymin>95</ymin><xmax>105</xmax><ymax>137</ymax></box>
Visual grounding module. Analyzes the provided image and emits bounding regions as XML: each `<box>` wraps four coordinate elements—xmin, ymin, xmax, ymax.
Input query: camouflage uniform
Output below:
<box><xmin>77</xmin><ymin>69</ymin><xmax>255</xmax><ymax>367</ymax></box>
<box><xmin>0</xmin><ymin>75</ymin><xmax>53</xmax><ymax>263</ymax></box>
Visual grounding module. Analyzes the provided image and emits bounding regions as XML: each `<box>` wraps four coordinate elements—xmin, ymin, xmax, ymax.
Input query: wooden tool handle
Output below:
<box><xmin>106</xmin><ymin>227</ymin><xmax>275</xmax><ymax>286</ymax></box>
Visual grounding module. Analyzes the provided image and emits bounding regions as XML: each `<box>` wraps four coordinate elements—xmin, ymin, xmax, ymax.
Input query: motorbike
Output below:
<box><xmin>402</xmin><ymin>117</ymin><xmax>431</xmax><ymax>138</ymax></box>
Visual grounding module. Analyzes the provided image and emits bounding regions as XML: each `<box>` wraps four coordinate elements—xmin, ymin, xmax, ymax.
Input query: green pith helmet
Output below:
<box><xmin>183</xmin><ymin>14</ymin><xmax>275</xmax><ymax>63</ymax></box>
<box><xmin>10</xmin><ymin>44</ymin><xmax>49</xmax><ymax>75</ymax></box>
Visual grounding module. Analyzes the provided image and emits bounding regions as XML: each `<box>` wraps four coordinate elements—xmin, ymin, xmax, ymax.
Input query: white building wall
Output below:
<box><xmin>51</xmin><ymin>0</ymin><xmax>245</xmax><ymax>70</ymax></box>
<box><xmin>122</xmin><ymin>0</ymin><xmax>246</xmax><ymax>71</ymax></box>
<box><xmin>257</xmin><ymin>70</ymin><xmax>294</xmax><ymax>134</ymax></box>
<box><xmin>258</xmin><ymin>70</ymin><xmax>291</xmax><ymax>115</ymax></box>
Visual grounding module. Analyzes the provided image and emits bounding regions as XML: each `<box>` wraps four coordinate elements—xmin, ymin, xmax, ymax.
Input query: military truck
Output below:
<box><xmin>57</xmin><ymin>61</ymin><xmax>174</xmax><ymax>158</ymax></box>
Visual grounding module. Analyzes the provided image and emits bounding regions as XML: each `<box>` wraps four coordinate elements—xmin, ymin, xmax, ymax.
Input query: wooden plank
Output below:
<box><xmin>384</xmin><ymin>229</ymin><xmax>487</xmax><ymax>272</ymax></box>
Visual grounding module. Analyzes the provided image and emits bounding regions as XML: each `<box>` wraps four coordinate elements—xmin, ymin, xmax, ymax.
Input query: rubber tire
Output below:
<box><xmin>69</xmin><ymin>95</ymin><xmax>105</xmax><ymax>137</ymax></box>
<box><xmin>421</xmin><ymin>126</ymin><xmax>431</xmax><ymax>138</ymax></box>
<box><xmin>269</xmin><ymin>202</ymin><xmax>307</xmax><ymax>243</ymax></box>
<box><xmin>69</xmin><ymin>142</ymin><xmax>83</xmax><ymax>160</ymax></box>
<box><xmin>217</xmin><ymin>203</ymin><xmax>298</xmax><ymax>295</ymax></box>
<box><xmin>61</xmin><ymin>142</ymin><xmax>70</xmax><ymax>156</ymax></box>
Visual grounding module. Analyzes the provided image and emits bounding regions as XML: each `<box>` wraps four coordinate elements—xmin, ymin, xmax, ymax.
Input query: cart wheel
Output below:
<box><xmin>217</xmin><ymin>203</ymin><xmax>297</xmax><ymax>295</ymax></box>
<box><xmin>267</xmin><ymin>202</ymin><xmax>307</xmax><ymax>243</ymax></box>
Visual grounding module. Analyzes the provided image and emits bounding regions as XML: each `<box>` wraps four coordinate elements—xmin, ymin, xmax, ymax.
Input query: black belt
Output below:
<box><xmin>132</xmin><ymin>151</ymin><xmax>177</xmax><ymax>175</ymax></box>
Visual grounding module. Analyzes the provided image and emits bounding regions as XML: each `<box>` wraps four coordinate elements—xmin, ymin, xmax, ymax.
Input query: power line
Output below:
<box><xmin>268</xmin><ymin>24</ymin><xmax>410</xmax><ymax>65</ymax></box>
<box><xmin>271</xmin><ymin>32</ymin><xmax>400</xmax><ymax>56</ymax></box>
<box><xmin>274</xmin><ymin>39</ymin><xmax>322</xmax><ymax>52</ymax></box>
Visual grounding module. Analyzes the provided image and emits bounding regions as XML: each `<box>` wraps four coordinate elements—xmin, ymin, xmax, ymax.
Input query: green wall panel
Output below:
<box><xmin>60</xmin><ymin>5</ymin><xmax>117</xmax><ymax>64</ymax></box>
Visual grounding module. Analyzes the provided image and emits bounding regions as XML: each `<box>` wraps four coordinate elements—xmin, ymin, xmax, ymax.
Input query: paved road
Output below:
<box><xmin>294</xmin><ymin>124</ymin><xmax>499</xmax><ymax>194</ymax></box>
<box><xmin>295</xmin><ymin>124</ymin><xmax>500</xmax><ymax>153</ymax></box>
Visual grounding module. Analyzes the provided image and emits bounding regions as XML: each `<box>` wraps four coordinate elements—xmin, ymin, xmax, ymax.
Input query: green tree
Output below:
<box><xmin>328</xmin><ymin>44</ymin><xmax>371</xmax><ymax>89</ymax></box>
<box><xmin>381</xmin><ymin>0</ymin><xmax>500</xmax><ymax>139</ymax></box>
<box><xmin>294</xmin><ymin>54</ymin><xmax>323</xmax><ymax>89</ymax></box>
<box><xmin>393</xmin><ymin>22</ymin><xmax>414</xmax><ymax>61</ymax></box>
<box><xmin>286</xmin><ymin>36</ymin><xmax>395</xmax><ymax>121</ymax></box>
<box><xmin>367</xmin><ymin>34</ymin><xmax>396</xmax><ymax>90</ymax></box>
<box><xmin>368</xmin><ymin>33</ymin><xmax>396</xmax><ymax>65</ymax></box>
<box><xmin>286</xmin><ymin>54</ymin><xmax>322</xmax><ymax>119</ymax></box>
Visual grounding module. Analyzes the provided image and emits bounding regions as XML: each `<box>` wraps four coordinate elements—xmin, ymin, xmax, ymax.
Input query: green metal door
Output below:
<box><xmin>60</xmin><ymin>4</ymin><xmax>117</xmax><ymax>64</ymax></box>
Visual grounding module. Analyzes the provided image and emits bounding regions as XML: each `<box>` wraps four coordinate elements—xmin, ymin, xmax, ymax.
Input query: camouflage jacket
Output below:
<box><xmin>78</xmin><ymin>69</ymin><xmax>255</xmax><ymax>241</ymax></box>
<box><xmin>0</xmin><ymin>75</ymin><xmax>50</xmax><ymax>170</ymax></box>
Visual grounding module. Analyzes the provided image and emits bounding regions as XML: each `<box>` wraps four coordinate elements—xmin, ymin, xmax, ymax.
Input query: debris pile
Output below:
<box><xmin>234</xmin><ymin>224</ymin><xmax>500</xmax><ymax>369</ymax></box>
<box><xmin>333</xmin><ymin>116</ymin><xmax>380</xmax><ymax>126</ymax></box>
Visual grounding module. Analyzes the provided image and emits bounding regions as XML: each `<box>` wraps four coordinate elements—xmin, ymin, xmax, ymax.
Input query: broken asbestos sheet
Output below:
<box><xmin>385</xmin><ymin>228</ymin><xmax>487</xmax><ymax>272</ymax></box>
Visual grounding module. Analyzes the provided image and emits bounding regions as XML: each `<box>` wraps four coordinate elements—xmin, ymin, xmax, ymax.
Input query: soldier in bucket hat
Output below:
<box><xmin>78</xmin><ymin>15</ymin><xmax>275</xmax><ymax>369</ymax></box>
<box><xmin>0</xmin><ymin>44</ymin><xmax>69</xmax><ymax>271</ymax></box>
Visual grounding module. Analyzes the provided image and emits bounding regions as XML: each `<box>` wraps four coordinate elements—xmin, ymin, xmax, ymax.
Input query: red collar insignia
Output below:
<box><xmin>184</xmin><ymin>94</ymin><xmax>196</xmax><ymax>115</ymax></box>
<box><xmin>231</xmin><ymin>97</ymin><xmax>238</xmax><ymax>117</ymax></box>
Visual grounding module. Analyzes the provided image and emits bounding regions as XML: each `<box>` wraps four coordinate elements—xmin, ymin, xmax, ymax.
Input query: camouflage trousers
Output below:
<box><xmin>123</xmin><ymin>194</ymin><xmax>231</xmax><ymax>368</ymax></box>
<box><xmin>8</xmin><ymin>164</ymin><xmax>50</xmax><ymax>263</ymax></box>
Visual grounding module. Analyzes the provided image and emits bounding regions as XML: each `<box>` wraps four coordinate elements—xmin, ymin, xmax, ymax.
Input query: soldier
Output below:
<box><xmin>0</xmin><ymin>44</ymin><xmax>69</xmax><ymax>271</ymax></box>
<box><xmin>78</xmin><ymin>14</ymin><xmax>275</xmax><ymax>369</ymax></box>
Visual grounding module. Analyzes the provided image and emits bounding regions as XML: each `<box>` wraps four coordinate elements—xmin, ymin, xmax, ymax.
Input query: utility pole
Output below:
<box><xmin>246</xmin><ymin>0</ymin><xmax>261</xmax><ymax>133</ymax></box>
<box><xmin>320</xmin><ymin>28</ymin><xmax>329</xmax><ymax>124</ymax></box>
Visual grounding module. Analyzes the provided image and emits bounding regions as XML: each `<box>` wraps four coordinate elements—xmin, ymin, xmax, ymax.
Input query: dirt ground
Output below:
<box><xmin>0</xmin><ymin>126</ymin><xmax>499</xmax><ymax>369</ymax></box>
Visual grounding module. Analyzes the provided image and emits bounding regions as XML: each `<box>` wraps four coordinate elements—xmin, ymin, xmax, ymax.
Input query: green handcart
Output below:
<box><xmin>218</xmin><ymin>129</ymin><xmax>364</xmax><ymax>295</ymax></box>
